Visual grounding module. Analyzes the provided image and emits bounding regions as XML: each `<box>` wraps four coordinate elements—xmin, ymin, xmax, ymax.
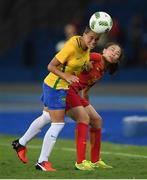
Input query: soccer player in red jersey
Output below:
<box><xmin>11</xmin><ymin>42</ymin><xmax>123</xmax><ymax>171</ymax></box>
<box><xmin>66</xmin><ymin>42</ymin><xmax>123</xmax><ymax>170</ymax></box>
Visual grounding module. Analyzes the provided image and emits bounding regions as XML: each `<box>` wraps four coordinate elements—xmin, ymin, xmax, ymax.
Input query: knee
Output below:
<box><xmin>42</xmin><ymin>111</ymin><xmax>51</xmax><ymax>123</ymax></box>
<box><xmin>98</xmin><ymin>117</ymin><xmax>102</xmax><ymax>127</ymax></box>
<box><xmin>49</xmin><ymin>122</ymin><xmax>65</xmax><ymax>138</ymax></box>
<box><xmin>77</xmin><ymin>114</ymin><xmax>90</xmax><ymax>125</ymax></box>
<box><xmin>91</xmin><ymin>116</ymin><xmax>102</xmax><ymax>129</ymax></box>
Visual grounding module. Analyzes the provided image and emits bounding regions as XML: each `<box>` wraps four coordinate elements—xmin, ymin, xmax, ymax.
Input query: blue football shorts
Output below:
<box><xmin>41</xmin><ymin>83</ymin><xmax>67</xmax><ymax>110</ymax></box>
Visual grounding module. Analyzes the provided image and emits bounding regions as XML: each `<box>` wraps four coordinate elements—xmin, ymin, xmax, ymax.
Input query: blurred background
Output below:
<box><xmin>0</xmin><ymin>0</ymin><xmax>147</xmax><ymax>145</ymax></box>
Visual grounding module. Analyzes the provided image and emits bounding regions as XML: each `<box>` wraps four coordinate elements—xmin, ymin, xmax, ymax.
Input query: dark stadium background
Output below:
<box><xmin>0</xmin><ymin>0</ymin><xmax>147</xmax><ymax>145</ymax></box>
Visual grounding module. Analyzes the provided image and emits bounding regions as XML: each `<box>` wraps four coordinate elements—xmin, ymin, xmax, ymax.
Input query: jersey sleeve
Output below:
<box><xmin>55</xmin><ymin>39</ymin><xmax>74</xmax><ymax>64</ymax></box>
<box><xmin>90</xmin><ymin>52</ymin><xmax>101</xmax><ymax>61</ymax></box>
<box><xmin>90</xmin><ymin>52</ymin><xmax>104</xmax><ymax>70</ymax></box>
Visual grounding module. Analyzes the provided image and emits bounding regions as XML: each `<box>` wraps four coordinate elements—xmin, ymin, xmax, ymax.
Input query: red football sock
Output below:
<box><xmin>90</xmin><ymin>128</ymin><xmax>101</xmax><ymax>163</ymax></box>
<box><xmin>75</xmin><ymin>122</ymin><xmax>88</xmax><ymax>163</ymax></box>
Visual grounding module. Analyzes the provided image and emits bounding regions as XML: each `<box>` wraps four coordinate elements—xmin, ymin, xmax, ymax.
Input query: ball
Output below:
<box><xmin>89</xmin><ymin>11</ymin><xmax>113</xmax><ymax>33</ymax></box>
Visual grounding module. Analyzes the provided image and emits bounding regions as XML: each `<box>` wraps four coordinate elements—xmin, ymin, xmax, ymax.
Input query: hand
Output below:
<box><xmin>86</xmin><ymin>61</ymin><xmax>94</xmax><ymax>71</ymax></box>
<box><xmin>63</xmin><ymin>73</ymin><xmax>79</xmax><ymax>84</ymax></box>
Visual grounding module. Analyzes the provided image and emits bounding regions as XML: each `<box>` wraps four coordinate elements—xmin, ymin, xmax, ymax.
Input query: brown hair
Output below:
<box><xmin>83</xmin><ymin>26</ymin><xmax>93</xmax><ymax>34</ymax></box>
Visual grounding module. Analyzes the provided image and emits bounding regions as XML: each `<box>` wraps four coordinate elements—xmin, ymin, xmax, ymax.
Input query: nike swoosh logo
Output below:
<box><xmin>51</xmin><ymin>135</ymin><xmax>57</xmax><ymax>139</ymax></box>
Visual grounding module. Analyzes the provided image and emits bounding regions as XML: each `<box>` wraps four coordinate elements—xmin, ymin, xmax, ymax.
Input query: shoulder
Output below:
<box><xmin>69</xmin><ymin>35</ymin><xmax>81</xmax><ymax>47</ymax></box>
<box><xmin>62</xmin><ymin>35</ymin><xmax>79</xmax><ymax>50</ymax></box>
<box><xmin>67</xmin><ymin>35</ymin><xmax>80</xmax><ymax>43</ymax></box>
<box><xmin>90</xmin><ymin>52</ymin><xmax>101</xmax><ymax>61</ymax></box>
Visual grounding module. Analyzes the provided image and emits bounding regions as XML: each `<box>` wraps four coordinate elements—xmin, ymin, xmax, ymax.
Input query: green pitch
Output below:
<box><xmin>0</xmin><ymin>135</ymin><xmax>147</xmax><ymax>179</ymax></box>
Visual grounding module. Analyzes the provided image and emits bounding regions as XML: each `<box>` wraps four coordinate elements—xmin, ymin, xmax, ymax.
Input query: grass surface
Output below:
<box><xmin>0</xmin><ymin>135</ymin><xmax>147</xmax><ymax>179</ymax></box>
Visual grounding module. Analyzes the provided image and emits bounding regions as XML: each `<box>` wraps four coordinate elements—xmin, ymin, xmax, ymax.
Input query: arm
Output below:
<box><xmin>48</xmin><ymin>57</ymin><xmax>66</xmax><ymax>80</ymax></box>
<box><xmin>86</xmin><ymin>52</ymin><xmax>102</xmax><ymax>71</ymax></box>
<box><xmin>86</xmin><ymin>61</ymin><xmax>94</xmax><ymax>71</ymax></box>
<box><xmin>48</xmin><ymin>57</ymin><xmax>79</xmax><ymax>84</ymax></box>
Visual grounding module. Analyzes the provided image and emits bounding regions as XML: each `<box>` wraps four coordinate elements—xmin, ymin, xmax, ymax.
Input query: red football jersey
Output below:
<box><xmin>70</xmin><ymin>52</ymin><xmax>105</xmax><ymax>92</ymax></box>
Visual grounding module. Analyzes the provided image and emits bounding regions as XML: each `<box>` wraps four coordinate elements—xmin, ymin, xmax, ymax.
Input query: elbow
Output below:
<box><xmin>47</xmin><ymin>64</ymin><xmax>52</xmax><ymax>72</ymax></box>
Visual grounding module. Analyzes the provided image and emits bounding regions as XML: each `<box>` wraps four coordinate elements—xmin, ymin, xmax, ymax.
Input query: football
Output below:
<box><xmin>89</xmin><ymin>11</ymin><xmax>113</xmax><ymax>33</ymax></box>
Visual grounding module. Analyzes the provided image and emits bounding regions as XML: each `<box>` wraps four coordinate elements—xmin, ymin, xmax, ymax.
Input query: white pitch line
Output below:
<box><xmin>62</xmin><ymin>147</ymin><xmax>147</xmax><ymax>159</ymax></box>
<box><xmin>100</xmin><ymin>151</ymin><xmax>147</xmax><ymax>159</ymax></box>
<box><xmin>1</xmin><ymin>142</ymin><xmax>147</xmax><ymax>159</ymax></box>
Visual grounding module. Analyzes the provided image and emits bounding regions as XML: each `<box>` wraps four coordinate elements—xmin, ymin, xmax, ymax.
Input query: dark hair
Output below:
<box><xmin>103</xmin><ymin>42</ymin><xmax>124</xmax><ymax>75</ymax></box>
<box><xmin>107</xmin><ymin>63</ymin><xmax>119</xmax><ymax>75</ymax></box>
<box><xmin>84</xmin><ymin>26</ymin><xmax>92</xmax><ymax>34</ymax></box>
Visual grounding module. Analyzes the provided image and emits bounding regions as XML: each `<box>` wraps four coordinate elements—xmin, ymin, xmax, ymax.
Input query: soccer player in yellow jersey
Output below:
<box><xmin>12</xmin><ymin>26</ymin><xmax>101</xmax><ymax>171</ymax></box>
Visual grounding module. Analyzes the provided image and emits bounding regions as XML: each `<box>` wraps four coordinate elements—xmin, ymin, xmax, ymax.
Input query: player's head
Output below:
<box><xmin>102</xmin><ymin>42</ymin><xmax>123</xmax><ymax>75</ymax></box>
<box><xmin>82</xmin><ymin>26</ymin><xmax>101</xmax><ymax>50</ymax></box>
<box><xmin>102</xmin><ymin>42</ymin><xmax>123</xmax><ymax>64</ymax></box>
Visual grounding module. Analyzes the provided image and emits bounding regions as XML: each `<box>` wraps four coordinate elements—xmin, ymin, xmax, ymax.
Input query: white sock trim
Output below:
<box><xmin>51</xmin><ymin>122</ymin><xmax>65</xmax><ymax>125</ymax></box>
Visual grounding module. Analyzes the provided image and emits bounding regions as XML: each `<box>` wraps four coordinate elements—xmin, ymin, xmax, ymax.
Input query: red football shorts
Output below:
<box><xmin>66</xmin><ymin>88</ymin><xmax>89</xmax><ymax>111</ymax></box>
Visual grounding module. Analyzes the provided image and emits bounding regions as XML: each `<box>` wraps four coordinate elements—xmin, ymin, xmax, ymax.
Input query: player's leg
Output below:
<box><xmin>67</xmin><ymin>107</ymin><xmax>93</xmax><ymax>171</ymax></box>
<box><xmin>36</xmin><ymin>87</ymin><xmax>66</xmax><ymax>171</ymax></box>
<box><xmin>19</xmin><ymin>110</ymin><xmax>51</xmax><ymax>146</ymax></box>
<box><xmin>85</xmin><ymin>104</ymin><xmax>102</xmax><ymax>163</ymax></box>
<box><xmin>85</xmin><ymin>104</ymin><xmax>112</xmax><ymax>168</ymax></box>
<box><xmin>12</xmin><ymin>110</ymin><xmax>51</xmax><ymax>163</ymax></box>
<box><xmin>66</xmin><ymin>91</ymin><xmax>93</xmax><ymax>170</ymax></box>
<box><xmin>36</xmin><ymin>109</ymin><xmax>65</xmax><ymax>172</ymax></box>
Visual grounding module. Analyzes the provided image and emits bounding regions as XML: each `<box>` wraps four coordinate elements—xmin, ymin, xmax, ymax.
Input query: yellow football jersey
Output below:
<box><xmin>44</xmin><ymin>36</ymin><xmax>90</xmax><ymax>89</ymax></box>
